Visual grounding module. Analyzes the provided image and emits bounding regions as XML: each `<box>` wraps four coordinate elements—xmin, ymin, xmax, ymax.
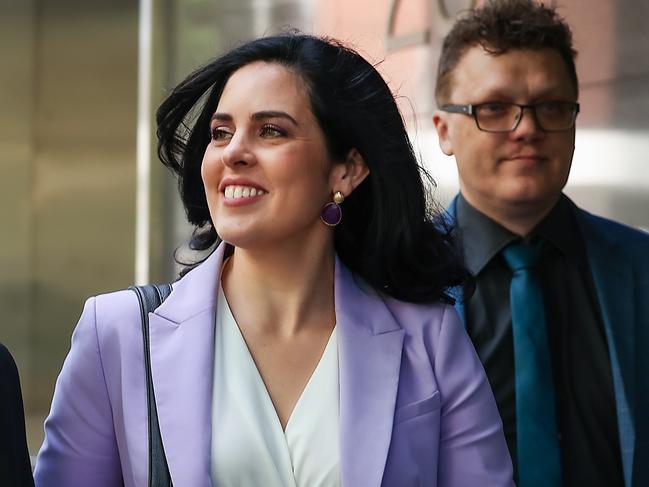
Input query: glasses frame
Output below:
<box><xmin>440</xmin><ymin>101</ymin><xmax>580</xmax><ymax>133</ymax></box>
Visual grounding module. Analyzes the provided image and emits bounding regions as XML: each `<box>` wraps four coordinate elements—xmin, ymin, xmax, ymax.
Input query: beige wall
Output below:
<box><xmin>0</xmin><ymin>0</ymin><xmax>138</xmax><ymax>453</ymax></box>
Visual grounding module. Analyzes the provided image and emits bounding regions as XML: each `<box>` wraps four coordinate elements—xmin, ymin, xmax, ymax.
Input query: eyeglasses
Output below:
<box><xmin>440</xmin><ymin>101</ymin><xmax>580</xmax><ymax>133</ymax></box>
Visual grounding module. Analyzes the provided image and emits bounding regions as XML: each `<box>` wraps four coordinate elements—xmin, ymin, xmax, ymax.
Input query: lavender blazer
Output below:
<box><xmin>35</xmin><ymin>244</ymin><xmax>513</xmax><ymax>486</ymax></box>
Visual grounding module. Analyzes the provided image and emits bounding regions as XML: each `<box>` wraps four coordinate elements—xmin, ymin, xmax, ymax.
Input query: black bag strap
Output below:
<box><xmin>129</xmin><ymin>284</ymin><xmax>174</xmax><ymax>487</ymax></box>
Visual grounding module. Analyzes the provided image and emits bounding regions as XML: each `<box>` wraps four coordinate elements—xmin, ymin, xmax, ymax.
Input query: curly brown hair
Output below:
<box><xmin>435</xmin><ymin>0</ymin><xmax>578</xmax><ymax>104</ymax></box>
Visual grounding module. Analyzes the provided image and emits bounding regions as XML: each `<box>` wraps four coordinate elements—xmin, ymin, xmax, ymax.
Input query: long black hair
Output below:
<box><xmin>156</xmin><ymin>33</ymin><xmax>471</xmax><ymax>304</ymax></box>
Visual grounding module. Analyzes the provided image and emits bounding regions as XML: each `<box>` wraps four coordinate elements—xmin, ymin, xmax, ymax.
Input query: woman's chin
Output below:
<box><xmin>217</xmin><ymin>232</ymin><xmax>257</xmax><ymax>250</ymax></box>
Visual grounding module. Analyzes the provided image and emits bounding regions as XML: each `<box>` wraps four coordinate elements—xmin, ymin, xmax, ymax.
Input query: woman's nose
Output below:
<box><xmin>220</xmin><ymin>132</ymin><xmax>256</xmax><ymax>167</ymax></box>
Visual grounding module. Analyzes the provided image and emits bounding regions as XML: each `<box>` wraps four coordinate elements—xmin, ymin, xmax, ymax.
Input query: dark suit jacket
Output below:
<box><xmin>0</xmin><ymin>343</ymin><xmax>34</xmax><ymax>486</ymax></box>
<box><xmin>447</xmin><ymin>194</ymin><xmax>649</xmax><ymax>487</ymax></box>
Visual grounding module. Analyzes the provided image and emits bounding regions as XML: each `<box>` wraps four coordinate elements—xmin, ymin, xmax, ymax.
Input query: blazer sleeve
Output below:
<box><xmin>34</xmin><ymin>297</ymin><xmax>123</xmax><ymax>487</ymax></box>
<box><xmin>433</xmin><ymin>306</ymin><xmax>514</xmax><ymax>487</ymax></box>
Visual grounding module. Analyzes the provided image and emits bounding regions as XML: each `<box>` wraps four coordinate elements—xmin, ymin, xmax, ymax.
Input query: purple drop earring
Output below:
<box><xmin>321</xmin><ymin>191</ymin><xmax>345</xmax><ymax>227</ymax></box>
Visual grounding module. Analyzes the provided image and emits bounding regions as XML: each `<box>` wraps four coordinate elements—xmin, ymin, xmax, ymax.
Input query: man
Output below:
<box><xmin>433</xmin><ymin>1</ymin><xmax>648</xmax><ymax>486</ymax></box>
<box><xmin>0</xmin><ymin>343</ymin><xmax>34</xmax><ymax>486</ymax></box>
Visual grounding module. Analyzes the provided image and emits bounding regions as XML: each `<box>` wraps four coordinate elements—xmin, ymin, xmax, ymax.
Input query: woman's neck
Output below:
<box><xmin>221</xmin><ymin>236</ymin><xmax>336</xmax><ymax>337</ymax></box>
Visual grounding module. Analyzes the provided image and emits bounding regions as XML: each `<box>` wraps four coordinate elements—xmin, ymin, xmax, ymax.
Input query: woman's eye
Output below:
<box><xmin>209</xmin><ymin>127</ymin><xmax>232</xmax><ymax>141</ymax></box>
<box><xmin>260</xmin><ymin>124</ymin><xmax>285</xmax><ymax>138</ymax></box>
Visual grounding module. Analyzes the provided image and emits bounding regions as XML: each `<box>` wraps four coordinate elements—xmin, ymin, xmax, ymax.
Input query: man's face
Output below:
<box><xmin>434</xmin><ymin>47</ymin><xmax>577</xmax><ymax>220</ymax></box>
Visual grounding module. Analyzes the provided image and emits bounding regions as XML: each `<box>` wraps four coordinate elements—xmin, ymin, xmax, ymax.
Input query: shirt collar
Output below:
<box><xmin>531</xmin><ymin>194</ymin><xmax>583</xmax><ymax>261</ymax></box>
<box><xmin>456</xmin><ymin>193</ymin><xmax>583</xmax><ymax>275</ymax></box>
<box><xmin>456</xmin><ymin>193</ymin><xmax>518</xmax><ymax>275</ymax></box>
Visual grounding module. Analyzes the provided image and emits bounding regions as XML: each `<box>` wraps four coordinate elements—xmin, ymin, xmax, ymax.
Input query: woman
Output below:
<box><xmin>34</xmin><ymin>34</ymin><xmax>513</xmax><ymax>486</ymax></box>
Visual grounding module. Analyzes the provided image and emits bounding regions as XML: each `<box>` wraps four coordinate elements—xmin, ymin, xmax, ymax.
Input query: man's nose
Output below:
<box><xmin>512</xmin><ymin>106</ymin><xmax>543</xmax><ymax>138</ymax></box>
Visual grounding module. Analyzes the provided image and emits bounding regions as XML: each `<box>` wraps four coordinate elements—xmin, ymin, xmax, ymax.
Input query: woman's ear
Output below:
<box><xmin>329</xmin><ymin>148</ymin><xmax>370</xmax><ymax>196</ymax></box>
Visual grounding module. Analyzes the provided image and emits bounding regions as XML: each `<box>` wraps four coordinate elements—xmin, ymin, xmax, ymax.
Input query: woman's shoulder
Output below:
<box><xmin>380</xmin><ymin>295</ymin><xmax>470</xmax><ymax>368</ymax></box>
<box><xmin>85</xmin><ymin>288</ymin><xmax>142</xmax><ymax>326</ymax></box>
<box><xmin>338</xmin><ymin>260</ymin><xmax>464</xmax><ymax>350</ymax></box>
<box><xmin>69</xmin><ymin>288</ymin><xmax>147</xmax><ymax>352</ymax></box>
<box><xmin>381</xmin><ymin>295</ymin><xmax>461</xmax><ymax>338</ymax></box>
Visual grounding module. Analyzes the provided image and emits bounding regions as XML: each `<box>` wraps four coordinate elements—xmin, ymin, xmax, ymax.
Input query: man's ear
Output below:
<box><xmin>433</xmin><ymin>111</ymin><xmax>454</xmax><ymax>156</ymax></box>
<box><xmin>329</xmin><ymin>148</ymin><xmax>370</xmax><ymax>196</ymax></box>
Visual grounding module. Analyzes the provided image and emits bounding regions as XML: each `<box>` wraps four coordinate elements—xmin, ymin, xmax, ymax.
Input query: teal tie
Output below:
<box><xmin>502</xmin><ymin>242</ymin><xmax>561</xmax><ymax>487</ymax></box>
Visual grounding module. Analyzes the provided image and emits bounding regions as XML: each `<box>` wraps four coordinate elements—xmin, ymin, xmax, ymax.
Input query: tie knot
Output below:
<box><xmin>501</xmin><ymin>241</ymin><xmax>543</xmax><ymax>271</ymax></box>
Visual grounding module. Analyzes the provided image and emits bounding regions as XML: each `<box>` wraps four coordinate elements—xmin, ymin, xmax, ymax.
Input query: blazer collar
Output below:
<box><xmin>147</xmin><ymin>244</ymin><xmax>226</xmax><ymax>487</ymax></box>
<box><xmin>154</xmin><ymin>245</ymin><xmax>226</xmax><ymax>324</ymax></box>
<box><xmin>147</xmin><ymin>244</ymin><xmax>405</xmax><ymax>487</ymax></box>
<box><xmin>335</xmin><ymin>258</ymin><xmax>405</xmax><ymax>487</ymax></box>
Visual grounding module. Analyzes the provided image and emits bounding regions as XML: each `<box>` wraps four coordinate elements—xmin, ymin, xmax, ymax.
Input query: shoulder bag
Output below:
<box><xmin>129</xmin><ymin>284</ymin><xmax>174</xmax><ymax>487</ymax></box>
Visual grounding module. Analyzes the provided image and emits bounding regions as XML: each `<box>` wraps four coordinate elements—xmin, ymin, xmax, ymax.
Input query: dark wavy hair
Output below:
<box><xmin>435</xmin><ymin>0</ymin><xmax>578</xmax><ymax>104</ymax></box>
<box><xmin>156</xmin><ymin>33</ymin><xmax>471</xmax><ymax>304</ymax></box>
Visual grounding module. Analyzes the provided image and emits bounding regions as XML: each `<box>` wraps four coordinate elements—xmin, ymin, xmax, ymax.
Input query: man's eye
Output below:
<box><xmin>480</xmin><ymin>102</ymin><xmax>508</xmax><ymax>114</ymax></box>
<box><xmin>538</xmin><ymin>102</ymin><xmax>563</xmax><ymax>113</ymax></box>
<box><xmin>209</xmin><ymin>127</ymin><xmax>232</xmax><ymax>141</ymax></box>
<box><xmin>260</xmin><ymin>124</ymin><xmax>285</xmax><ymax>138</ymax></box>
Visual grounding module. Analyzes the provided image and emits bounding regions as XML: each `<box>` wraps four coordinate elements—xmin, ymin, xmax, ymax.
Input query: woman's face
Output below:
<box><xmin>202</xmin><ymin>61</ymin><xmax>338</xmax><ymax>250</ymax></box>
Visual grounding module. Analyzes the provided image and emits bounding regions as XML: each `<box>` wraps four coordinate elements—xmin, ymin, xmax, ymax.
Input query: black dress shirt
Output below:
<box><xmin>456</xmin><ymin>194</ymin><xmax>624</xmax><ymax>487</ymax></box>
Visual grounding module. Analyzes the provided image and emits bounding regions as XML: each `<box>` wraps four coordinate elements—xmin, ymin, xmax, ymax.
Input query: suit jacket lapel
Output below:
<box><xmin>447</xmin><ymin>195</ymin><xmax>467</xmax><ymax>323</ymax></box>
<box><xmin>577</xmin><ymin>209</ymin><xmax>636</xmax><ymax>487</ymax></box>
<box><xmin>335</xmin><ymin>258</ymin><xmax>405</xmax><ymax>487</ymax></box>
<box><xmin>446</xmin><ymin>194</ymin><xmax>458</xmax><ymax>222</ymax></box>
<box><xmin>148</xmin><ymin>244</ymin><xmax>227</xmax><ymax>487</ymax></box>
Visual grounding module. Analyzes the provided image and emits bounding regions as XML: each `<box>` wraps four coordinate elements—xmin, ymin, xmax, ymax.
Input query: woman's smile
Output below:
<box><xmin>222</xmin><ymin>184</ymin><xmax>268</xmax><ymax>206</ymax></box>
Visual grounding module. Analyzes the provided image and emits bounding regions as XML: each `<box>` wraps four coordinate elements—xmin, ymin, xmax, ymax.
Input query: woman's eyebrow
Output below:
<box><xmin>211</xmin><ymin>113</ymin><xmax>232</xmax><ymax>122</ymax></box>
<box><xmin>210</xmin><ymin>110</ymin><xmax>299</xmax><ymax>126</ymax></box>
<box><xmin>252</xmin><ymin>110</ymin><xmax>299</xmax><ymax>126</ymax></box>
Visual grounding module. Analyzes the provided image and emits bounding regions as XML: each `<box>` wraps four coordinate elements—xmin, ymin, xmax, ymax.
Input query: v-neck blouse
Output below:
<box><xmin>211</xmin><ymin>285</ymin><xmax>341</xmax><ymax>487</ymax></box>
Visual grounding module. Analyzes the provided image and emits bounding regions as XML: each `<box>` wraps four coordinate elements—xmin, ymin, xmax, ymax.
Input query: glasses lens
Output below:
<box><xmin>474</xmin><ymin>103</ymin><xmax>521</xmax><ymax>132</ymax></box>
<box><xmin>475</xmin><ymin>102</ymin><xmax>577</xmax><ymax>132</ymax></box>
<box><xmin>535</xmin><ymin>102</ymin><xmax>577</xmax><ymax>131</ymax></box>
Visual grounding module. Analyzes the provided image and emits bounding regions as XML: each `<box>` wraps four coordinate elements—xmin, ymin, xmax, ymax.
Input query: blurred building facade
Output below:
<box><xmin>1</xmin><ymin>0</ymin><xmax>647</xmax><ymax>455</ymax></box>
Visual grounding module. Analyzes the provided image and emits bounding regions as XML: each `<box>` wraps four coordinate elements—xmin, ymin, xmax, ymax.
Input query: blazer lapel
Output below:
<box><xmin>148</xmin><ymin>244</ymin><xmax>227</xmax><ymax>487</ymax></box>
<box><xmin>578</xmin><ymin>209</ymin><xmax>636</xmax><ymax>487</ymax></box>
<box><xmin>335</xmin><ymin>258</ymin><xmax>405</xmax><ymax>487</ymax></box>
<box><xmin>145</xmin><ymin>248</ymin><xmax>405</xmax><ymax>486</ymax></box>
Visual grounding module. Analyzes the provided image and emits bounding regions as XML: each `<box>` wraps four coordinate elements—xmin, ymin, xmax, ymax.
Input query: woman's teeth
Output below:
<box><xmin>224</xmin><ymin>185</ymin><xmax>266</xmax><ymax>199</ymax></box>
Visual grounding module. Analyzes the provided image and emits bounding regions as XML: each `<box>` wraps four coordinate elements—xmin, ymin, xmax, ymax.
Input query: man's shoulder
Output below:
<box><xmin>574</xmin><ymin>205</ymin><xmax>649</xmax><ymax>247</ymax></box>
<box><xmin>572</xmin><ymin>204</ymin><xmax>649</xmax><ymax>273</ymax></box>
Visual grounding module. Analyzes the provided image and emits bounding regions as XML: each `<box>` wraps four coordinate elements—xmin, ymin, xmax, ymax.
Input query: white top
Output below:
<box><xmin>211</xmin><ymin>285</ymin><xmax>341</xmax><ymax>487</ymax></box>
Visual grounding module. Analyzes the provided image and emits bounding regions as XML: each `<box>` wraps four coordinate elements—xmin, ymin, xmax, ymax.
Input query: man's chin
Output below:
<box><xmin>501</xmin><ymin>190</ymin><xmax>562</xmax><ymax>213</ymax></box>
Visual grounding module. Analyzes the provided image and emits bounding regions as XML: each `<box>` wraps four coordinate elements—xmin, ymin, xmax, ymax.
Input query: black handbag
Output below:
<box><xmin>129</xmin><ymin>284</ymin><xmax>174</xmax><ymax>487</ymax></box>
